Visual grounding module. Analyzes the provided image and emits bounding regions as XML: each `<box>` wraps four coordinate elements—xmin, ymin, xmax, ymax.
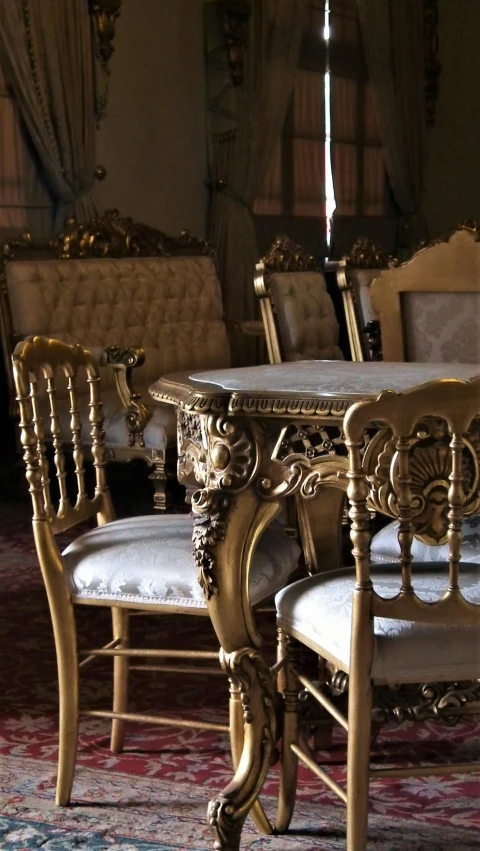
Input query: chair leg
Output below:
<box><xmin>53</xmin><ymin>596</ymin><xmax>79</xmax><ymax>806</ymax></box>
<box><xmin>276</xmin><ymin>628</ymin><xmax>299</xmax><ymax>833</ymax></box>
<box><xmin>346</xmin><ymin>657</ymin><xmax>373</xmax><ymax>851</ymax></box>
<box><xmin>149</xmin><ymin>449</ymin><xmax>167</xmax><ymax>511</ymax></box>
<box><xmin>110</xmin><ymin>607</ymin><xmax>129</xmax><ymax>754</ymax></box>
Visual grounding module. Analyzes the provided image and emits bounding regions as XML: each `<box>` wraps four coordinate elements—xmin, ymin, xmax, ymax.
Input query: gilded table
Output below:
<box><xmin>149</xmin><ymin>360</ymin><xmax>480</xmax><ymax>850</ymax></box>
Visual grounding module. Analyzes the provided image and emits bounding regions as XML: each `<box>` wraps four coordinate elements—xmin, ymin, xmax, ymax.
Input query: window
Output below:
<box><xmin>254</xmin><ymin>0</ymin><xmax>390</xmax><ymax>258</ymax></box>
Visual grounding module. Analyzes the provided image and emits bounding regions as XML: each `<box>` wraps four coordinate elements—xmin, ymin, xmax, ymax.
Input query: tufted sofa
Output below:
<box><xmin>0</xmin><ymin>211</ymin><xmax>232</xmax><ymax>508</ymax></box>
<box><xmin>255</xmin><ymin>234</ymin><xmax>344</xmax><ymax>364</ymax></box>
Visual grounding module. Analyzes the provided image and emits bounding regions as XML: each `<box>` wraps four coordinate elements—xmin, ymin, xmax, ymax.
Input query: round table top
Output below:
<box><xmin>149</xmin><ymin>360</ymin><xmax>480</xmax><ymax>417</ymax></box>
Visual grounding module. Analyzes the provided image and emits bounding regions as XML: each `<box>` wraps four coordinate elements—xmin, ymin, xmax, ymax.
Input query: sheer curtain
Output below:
<box><xmin>0</xmin><ymin>0</ymin><xmax>97</xmax><ymax>229</ymax></box>
<box><xmin>206</xmin><ymin>0</ymin><xmax>308</xmax><ymax>362</ymax></box>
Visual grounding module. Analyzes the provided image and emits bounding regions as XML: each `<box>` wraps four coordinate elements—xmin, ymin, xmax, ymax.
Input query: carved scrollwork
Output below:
<box><xmin>371</xmin><ymin>679</ymin><xmax>480</xmax><ymax>726</ymax></box>
<box><xmin>345</xmin><ymin>237</ymin><xmax>395</xmax><ymax>270</ymax></box>
<box><xmin>262</xmin><ymin>234</ymin><xmax>316</xmax><ymax>273</ymax></box>
<box><xmin>102</xmin><ymin>345</ymin><xmax>151</xmax><ymax>447</ymax></box>
<box><xmin>223</xmin><ymin>0</ymin><xmax>252</xmax><ymax>87</ymax></box>
<box><xmin>323</xmin><ymin>664</ymin><xmax>480</xmax><ymax>727</ymax></box>
<box><xmin>363</xmin><ymin>418</ymin><xmax>480</xmax><ymax>545</ymax></box>
<box><xmin>89</xmin><ymin>0</ymin><xmax>122</xmax><ymax>65</ymax></box>
<box><xmin>53</xmin><ymin>209</ymin><xmax>213</xmax><ymax>260</ymax></box>
<box><xmin>192</xmin><ymin>491</ymin><xmax>232</xmax><ymax>599</ymax></box>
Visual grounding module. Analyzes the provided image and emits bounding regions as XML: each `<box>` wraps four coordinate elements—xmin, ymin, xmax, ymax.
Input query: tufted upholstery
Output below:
<box><xmin>63</xmin><ymin>514</ymin><xmax>301</xmax><ymax>613</ymax></box>
<box><xmin>6</xmin><ymin>255</ymin><xmax>231</xmax><ymax>397</ymax></box>
<box><xmin>276</xmin><ymin>563</ymin><xmax>480</xmax><ymax>684</ymax></box>
<box><xmin>268</xmin><ymin>272</ymin><xmax>344</xmax><ymax>362</ymax></box>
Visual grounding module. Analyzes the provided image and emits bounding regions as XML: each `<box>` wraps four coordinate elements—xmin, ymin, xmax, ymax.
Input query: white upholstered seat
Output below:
<box><xmin>64</xmin><ymin>515</ymin><xmax>300</xmax><ymax>613</ymax></box>
<box><xmin>276</xmin><ymin>563</ymin><xmax>480</xmax><ymax>684</ymax></box>
<box><xmin>371</xmin><ymin>515</ymin><xmax>480</xmax><ymax>565</ymax></box>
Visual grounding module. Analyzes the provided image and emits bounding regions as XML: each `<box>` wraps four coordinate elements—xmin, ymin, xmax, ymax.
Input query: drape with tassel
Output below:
<box><xmin>0</xmin><ymin>0</ymin><xmax>97</xmax><ymax>229</ymax></box>
<box><xmin>206</xmin><ymin>0</ymin><xmax>308</xmax><ymax>363</ymax></box>
<box><xmin>356</xmin><ymin>0</ymin><xmax>428</xmax><ymax>248</ymax></box>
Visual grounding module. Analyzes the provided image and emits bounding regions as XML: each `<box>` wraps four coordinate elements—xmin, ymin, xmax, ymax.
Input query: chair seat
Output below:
<box><xmin>276</xmin><ymin>563</ymin><xmax>480</xmax><ymax>684</ymax></box>
<box><xmin>371</xmin><ymin>515</ymin><xmax>480</xmax><ymax>564</ymax></box>
<box><xmin>63</xmin><ymin>515</ymin><xmax>300</xmax><ymax>614</ymax></box>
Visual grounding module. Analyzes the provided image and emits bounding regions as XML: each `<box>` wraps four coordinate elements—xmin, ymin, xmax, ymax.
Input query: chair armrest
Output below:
<box><xmin>225</xmin><ymin>319</ymin><xmax>265</xmax><ymax>337</ymax></box>
<box><xmin>102</xmin><ymin>345</ymin><xmax>152</xmax><ymax>447</ymax></box>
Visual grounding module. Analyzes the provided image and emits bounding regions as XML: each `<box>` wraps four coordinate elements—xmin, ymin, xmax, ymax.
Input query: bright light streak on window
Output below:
<box><xmin>324</xmin><ymin>0</ymin><xmax>336</xmax><ymax>252</ymax></box>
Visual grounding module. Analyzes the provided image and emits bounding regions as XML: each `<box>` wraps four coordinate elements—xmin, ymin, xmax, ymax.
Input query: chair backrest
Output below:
<box><xmin>12</xmin><ymin>336</ymin><xmax>115</xmax><ymax>540</ymax></box>
<box><xmin>336</xmin><ymin>237</ymin><xmax>393</xmax><ymax>361</ymax></box>
<box><xmin>255</xmin><ymin>234</ymin><xmax>344</xmax><ymax>364</ymax></box>
<box><xmin>370</xmin><ymin>224</ymin><xmax>480</xmax><ymax>363</ymax></box>
<box><xmin>344</xmin><ymin>375</ymin><xmax>480</xmax><ymax>627</ymax></box>
<box><xmin>1</xmin><ymin>210</ymin><xmax>231</xmax><ymax>407</ymax></box>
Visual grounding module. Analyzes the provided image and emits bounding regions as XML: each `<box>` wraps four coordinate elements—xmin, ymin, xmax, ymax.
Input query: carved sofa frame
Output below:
<box><xmin>0</xmin><ymin>210</ymin><xmax>237</xmax><ymax>509</ymax></box>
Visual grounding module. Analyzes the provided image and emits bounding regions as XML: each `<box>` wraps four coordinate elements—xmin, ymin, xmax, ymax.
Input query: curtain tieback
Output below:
<box><xmin>208</xmin><ymin>179</ymin><xmax>252</xmax><ymax>214</ymax></box>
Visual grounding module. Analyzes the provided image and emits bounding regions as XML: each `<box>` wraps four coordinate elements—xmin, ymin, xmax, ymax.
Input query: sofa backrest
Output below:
<box><xmin>0</xmin><ymin>212</ymin><xmax>231</xmax><ymax>401</ymax></box>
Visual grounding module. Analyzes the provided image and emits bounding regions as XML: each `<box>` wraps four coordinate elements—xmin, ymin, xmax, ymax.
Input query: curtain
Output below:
<box><xmin>356</xmin><ymin>0</ymin><xmax>427</xmax><ymax>247</ymax></box>
<box><xmin>0</xmin><ymin>0</ymin><xmax>97</xmax><ymax>229</ymax></box>
<box><xmin>0</xmin><ymin>57</ymin><xmax>53</xmax><ymax>239</ymax></box>
<box><xmin>206</xmin><ymin>0</ymin><xmax>308</xmax><ymax>362</ymax></box>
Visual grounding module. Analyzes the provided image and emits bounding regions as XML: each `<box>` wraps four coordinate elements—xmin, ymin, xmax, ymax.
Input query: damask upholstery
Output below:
<box><xmin>370</xmin><ymin>225</ymin><xmax>480</xmax><ymax>363</ymax></box>
<box><xmin>268</xmin><ymin>271</ymin><xmax>344</xmax><ymax>362</ymax></box>
<box><xmin>371</xmin><ymin>515</ymin><xmax>480</xmax><ymax>565</ymax></box>
<box><xmin>401</xmin><ymin>291</ymin><xmax>480</xmax><ymax>363</ymax></box>
<box><xmin>63</xmin><ymin>515</ymin><xmax>300</xmax><ymax>612</ymax></box>
<box><xmin>276</xmin><ymin>563</ymin><xmax>480</xmax><ymax>684</ymax></box>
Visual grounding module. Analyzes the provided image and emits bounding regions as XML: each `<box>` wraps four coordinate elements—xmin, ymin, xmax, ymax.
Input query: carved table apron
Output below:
<box><xmin>149</xmin><ymin>360</ymin><xmax>480</xmax><ymax>851</ymax></box>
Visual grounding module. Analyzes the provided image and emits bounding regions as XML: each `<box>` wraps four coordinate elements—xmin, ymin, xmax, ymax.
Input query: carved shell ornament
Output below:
<box><xmin>207</xmin><ymin>416</ymin><xmax>259</xmax><ymax>492</ymax></box>
<box><xmin>365</xmin><ymin>418</ymin><xmax>480</xmax><ymax>545</ymax></box>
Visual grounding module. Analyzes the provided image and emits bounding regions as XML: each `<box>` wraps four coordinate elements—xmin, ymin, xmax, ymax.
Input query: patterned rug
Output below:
<box><xmin>0</xmin><ymin>491</ymin><xmax>479</xmax><ymax>850</ymax></box>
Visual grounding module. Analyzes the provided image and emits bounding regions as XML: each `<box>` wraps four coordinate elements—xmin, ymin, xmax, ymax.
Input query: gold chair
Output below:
<box><xmin>12</xmin><ymin>335</ymin><xmax>301</xmax><ymax>807</ymax></box>
<box><xmin>275</xmin><ymin>376</ymin><xmax>480</xmax><ymax>849</ymax></box>
<box><xmin>370</xmin><ymin>222</ymin><xmax>480</xmax><ymax>363</ymax></box>
<box><xmin>336</xmin><ymin>237</ymin><xmax>394</xmax><ymax>361</ymax></box>
<box><xmin>368</xmin><ymin>222</ymin><xmax>480</xmax><ymax>566</ymax></box>
<box><xmin>254</xmin><ymin>235</ymin><xmax>344</xmax><ymax>365</ymax></box>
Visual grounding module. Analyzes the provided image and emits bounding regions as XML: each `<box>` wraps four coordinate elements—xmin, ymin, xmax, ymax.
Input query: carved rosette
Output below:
<box><xmin>363</xmin><ymin>417</ymin><xmax>480</xmax><ymax>544</ymax></box>
<box><xmin>206</xmin><ymin>415</ymin><xmax>258</xmax><ymax>492</ymax></box>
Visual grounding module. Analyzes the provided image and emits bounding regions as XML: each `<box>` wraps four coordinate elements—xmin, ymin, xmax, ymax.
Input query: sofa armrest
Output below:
<box><xmin>102</xmin><ymin>345</ymin><xmax>152</xmax><ymax>447</ymax></box>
